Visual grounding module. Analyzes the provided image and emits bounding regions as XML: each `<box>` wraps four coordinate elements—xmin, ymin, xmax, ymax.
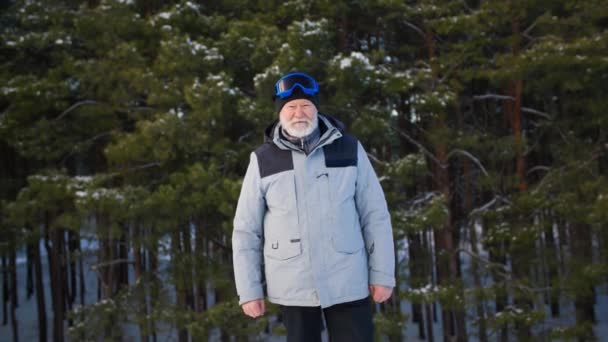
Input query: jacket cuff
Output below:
<box><xmin>238</xmin><ymin>286</ymin><xmax>265</xmax><ymax>305</ymax></box>
<box><xmin>369</xmin><ymin>269</ymin><xmax>396</xmax><ymax>288</ymax></box>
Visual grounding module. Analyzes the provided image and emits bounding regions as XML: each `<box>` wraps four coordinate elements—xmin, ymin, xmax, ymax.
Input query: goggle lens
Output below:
<box><xmin>274</xmin><ymin>73</ymin><xmax>319</xmax><ymax>99</ymax></box>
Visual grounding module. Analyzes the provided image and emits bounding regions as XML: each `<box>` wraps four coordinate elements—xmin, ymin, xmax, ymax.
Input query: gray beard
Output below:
<box><xmin>281</xmin><ymin>116</ymin><xmax>319</xmax><ymax>138</ymax></box>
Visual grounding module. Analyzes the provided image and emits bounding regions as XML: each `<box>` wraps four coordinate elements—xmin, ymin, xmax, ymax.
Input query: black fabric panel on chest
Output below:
<box><xmin>254</xmin><ymin>143</ymin><xmax>294</xmax><ymax>178</ymax></box>
<box><xmin>324</xmin><ymin>134</ymin><xmax>358</xmax><ymax>167</ymax></box>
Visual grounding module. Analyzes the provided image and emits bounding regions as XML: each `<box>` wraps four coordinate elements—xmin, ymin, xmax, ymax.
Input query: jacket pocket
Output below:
<box><xmin>264</xmin><ymin>237</ymin><xmax>302</xmax><ymax>260</ymax></box>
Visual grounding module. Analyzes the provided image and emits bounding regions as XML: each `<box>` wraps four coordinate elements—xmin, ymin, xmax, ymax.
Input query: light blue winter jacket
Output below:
<box><xmin>232</xmin><ymin>114</ymin><xmax>395</xmax><ymax>308</ymax></box>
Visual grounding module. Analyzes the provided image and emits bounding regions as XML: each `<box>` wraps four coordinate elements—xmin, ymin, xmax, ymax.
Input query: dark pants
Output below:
<box><xmin>279</xmin><ymin>297</ymin><xmax>374</xmax><ymax>342</ymax></box>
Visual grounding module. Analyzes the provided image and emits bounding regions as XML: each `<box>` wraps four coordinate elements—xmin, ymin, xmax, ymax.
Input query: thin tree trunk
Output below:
<box><xmin>133</xmin><ymin>223</ymin><xmax>149</xmax><ymax>342</ymax></box>
<box><xmin>194</xmin><ymin>219</ymin><xmax>207</xmax><ymax>312</ymax></box>
<box><xmin>45</xmin><ymin>212</ymin><xmax>65</xmax><ymax>342</ymax></box>
<box><xmin>69</xmin><ymin>230</ymin><xmax>78</xmax><ymax>305</ymax></box>
<box><xmin>409</xmin><ymin>232</ymin><xmax>425</xmax><ymax>339</ymax></box>
<box><xmin>77</xmin><ymin>230</ymin><xmax>85</xmax><ymax>306</ymax></box>
<box><xmin>148</xmin><ymin>230</ymin><xmax>158</xmax><ymax>342</ymax></box>
<box><xmin>181</xmin><ymin>225</ymin><xmax>195</xmax><ymax>311</ymax></box>
<box><xmin>2</xmin><ymin>254</ymin><xmax>8</xmax><ymax>326</ymax></box>
<box><xmin>9</xmin><ymin>250</ymin><xmax>19</xmax><ymax>342</ymax></box>
<box><xmin>425</xmin><ymin>302</ymin><xmax>434</xmax><ymax>342</ymax></box>
<box><xmin>26</xmin><ymin>244</ymin><xmax>34</xmax><ymax>300</ymax></box>
<box><xmin>172</xmin><ymin>228</ymin><xmax>188</xmax><ymax>342</ymax></box>
<box><xmin>468</xmin><ymin>221</ymin><xmax>488</xmax><ymax>342</ymax></box>
<box><xmin>62</xmin><ymin>231</ymin><xmax>73</xmax><ymax>327</ymax></box>
<box><xmin>32</xmin><ymin>236</ymin><xmax>47</xmax><ymax>342</ymax></box>
<box><xmin>544</xmin><ymin>219</ymin><xmax>560</xmax><ymax>317</ymax></box>
<box><xmin>570</xmin><ymin>223</ymin><xmax>595</xmax><ymax>341</ymax></box>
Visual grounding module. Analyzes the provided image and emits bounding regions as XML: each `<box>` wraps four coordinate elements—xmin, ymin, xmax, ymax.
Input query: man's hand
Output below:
<box><xmin>241</xmin><ymin>299</ymin><xmax>266</xmax><ymax>318</ymax></box>
<box><xmin>369</xmin><ymin>285</ymin><xmax>393</xmax><ymax>303</ymax></box>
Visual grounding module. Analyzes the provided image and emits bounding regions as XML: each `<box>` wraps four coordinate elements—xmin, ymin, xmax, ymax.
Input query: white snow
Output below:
<box><xmin>169</xmin><ymin>108</ymin><xmax>184</xmax><ymax>118</ymax></box>
<box><xmin>253</xmin><ymin>65</ymin><xmax>280</xmax><ymax>87</ymax></box>
<box><xmin>292</xmin><ymin>19</ymin><xmax>327</xmax><ymax>37</ymax></box>
<box><xmin>157</xmin><ymin>11</ymin><xmax>172</xmax><ymax>20</ymax></box>
<box><xmin>333</xmin><ymin>51</ymin><xmax>373</xmax><ymax>70</ymax></box>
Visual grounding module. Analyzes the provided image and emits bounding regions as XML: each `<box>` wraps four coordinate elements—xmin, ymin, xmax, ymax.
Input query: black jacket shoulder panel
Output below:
<box><xmin>254</xmin><ymin>143</ymin><xmax>294</xmax><ymax>178</ymax></box>
<box><xmin>324</xmin><ymin>134</ymin><xmax>358</xmax><ymax>168</ymax></box>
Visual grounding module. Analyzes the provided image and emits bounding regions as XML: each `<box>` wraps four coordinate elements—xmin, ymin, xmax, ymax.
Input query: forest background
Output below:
<box><xmin>1</xmin><ymin>0</ymin><xmax>608</xmax><ymax>341</ymax></box>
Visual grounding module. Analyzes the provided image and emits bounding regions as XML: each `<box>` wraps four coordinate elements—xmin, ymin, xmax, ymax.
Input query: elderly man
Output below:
<box><xmin>232</xmin><ymin>71</ymin><xmax>395</xmax><ymax>342</ymax></box>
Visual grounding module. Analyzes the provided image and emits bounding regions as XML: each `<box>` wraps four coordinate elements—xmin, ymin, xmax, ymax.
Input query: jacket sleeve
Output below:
<box><xmin>355</xmin><ymin>142</ymin><xmax>396</xmax><ymax>288</ymax></box>
<box><xmin>232</xmin><ymin>152</ymin><xmax>266</xmax><ymax>305</ymax></box>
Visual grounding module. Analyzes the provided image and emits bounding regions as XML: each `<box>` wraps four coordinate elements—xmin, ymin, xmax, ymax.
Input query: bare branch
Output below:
<box><xmin>127</xmin><ymin>162</ymin><xmax>162</xmax><ymax>172</ymax></box>
<box><xmin>60</xmin><ymin>131</ymin><xmax>113</xmax><ymax>165</ymax></box>
<box><xmin>238</xmin><ymin>131</ymin><xmax>254</xmax><ymax>143</ymax></box>
<box><xmin>391</xmin><ymin>126</ymin><xmax>446</xmax><ymax>169</ymax></box>
<box><xmin>54</xmin><ymin>100</ymin><xmax>101</xmax><ymax>121</ymax></box>
<box><xmin>473</xmin><ymin>94</ymin><xmax>515</xmax><ymax>101</ymax></box>
<box><xmin>522</xmin><ymin>106</ymin><xmax>552</xmax><ymax>120</ymax></box>
<box><xmin>527</xmin><ymin>165</ymin><xmax>550</xmax><ymax>175</ymax></box>
<box><xmin>367</xmin><ymin>152</ymin><xmax>388</xmax><ymax>166</ymax></box>
<box><xmin>461</xmin><ymin>0</ymin><xmax>473</xmax><ymax>12</ymax></box>
<box><xmin>456</xmin><ymin>247</ymin><xmax>510</xmax><ymax>276</ymax></box>
<box><xmin>403</xmin><ymin>19</ymin><xmax>426</xmax><ymax>38</ymax></box>
<box><xmin>469</xmin><ymin>196</ymin><xmax>512</xmax><ymax>216</ymax></box>
<box><xmin>447</xmin><ymin>149</ymin><xmax>489</xmax><ymax>176</ymax></box>
<box><xmin>91</xmin><ymin>259</ymin><xmax>133</xmax><ymax>271</ymax></box>
<box><xmin>523</xmin><ymin>16</ymin><xmax>540</xmax><ymax>37</ymax></box>
<box><xmin>473</xmin><ymin>95</ymin><xmax>552</xmax><ymax>120</ymax></box>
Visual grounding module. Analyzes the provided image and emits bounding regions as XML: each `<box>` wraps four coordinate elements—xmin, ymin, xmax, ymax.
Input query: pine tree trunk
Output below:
<box><xmin>544</xmin><ymin>219</ymin><xmax>560</xmax><ymax>317</ymax></box>
<box><xmin>2</xmin><ymin>253</ymin><xmax>8</xmax><ymax>325</ymax></box>
<box><xmin>9</xmin><ymin>251</ymin><xmax>17</xmax><ymax>310</ymax></box>
<box><xmin>570</xmin><ymin>223</ymin><xmax>595</xmax><ymax>341</ymax></box>
<box><xmin>172</xmin><ymin>228</ymin><xmax>189</xmax><ymax>342</ymax></box>
<box><xmin>9</xmin><ymin>250</ymin><xmax>19</xmax><ymax>342</ymax></box>
<box><xmin>425</xmin><ymin>302</ymin><xmax>434</xmax><ymax>342</ymax></box>
<box><xmin>490</xmin><ymin>245</ymin><xmax>508</xmax><ymax>342</ymax></box>
<box><xmin>424</xmin><ymin>24</ymin><xmax>465</xmax><ymax>341</ymax></box>
<box><xmin>148</xmin><ymin>231</ymin><xmax>159</xmax><ymax>342</ymax></box>
<box><xmin>26</xmin><ymin>244</ymin><xmax>34</xmax><ymax>300</ymax></box>
<box><xmin>32</xmin><ymin>236</ymin><xmax>48</xmax><ymax>342</ymax></box>
<box><xmin>68</xmin><ymin>230</ymin><xmax>78</xmax><ymax>305</ymax></box>
<box><xmin>468</xmin><ymin>221</ymin><xmax>488</xmax><ymax>342</ymax></box>
<box><xmin>133</xmin><ymin>223</ymin><xmax>149</xmax><ymax>342</ymax></box>
<box><xmin>118</xmin><ymin>227</ymin><xmax>129</xmax><ymax>289</ymax></box>
<box><xmin>194</xmin><ymin>219</ymin><xmax>207</xmax><ymax>312</ymax></box>
<box><xmin>62</xmin><ymin>233</ymin><xmax>73</xmax><ymax>327</ymax></box>
<box><xmin>181</xmin><ymin>225</ymin><xmax>195</xmax><ymax>311</ymax></box>
<box><xmin>45</xmin><ymin>212</ymin><xmax>65</xmax><ymax>342</ymax></box>
<box><xmin>408</xmin><ymin>232</ymin><xmax>425</xmax><ymax>339</ymax></box>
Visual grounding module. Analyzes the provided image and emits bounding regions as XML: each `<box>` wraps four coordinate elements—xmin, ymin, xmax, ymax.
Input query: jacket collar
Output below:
<box><xmin>264</xmin><ymin>113</ymin><xmax>345</xmax><ymax>153</ymax></box>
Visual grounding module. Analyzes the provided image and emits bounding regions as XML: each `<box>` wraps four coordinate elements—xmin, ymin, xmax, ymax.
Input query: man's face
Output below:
<box><xmin>279</xmin><ymin>98</ymin><xmax>318</xmax><ymax>138</ymax></box>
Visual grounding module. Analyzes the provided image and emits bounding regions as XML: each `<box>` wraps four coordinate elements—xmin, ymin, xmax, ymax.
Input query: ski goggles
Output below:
<box><xmin>274</xmin><ymin>72</ymin><xmax>319</xmax><ymax>99</ymax></box>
